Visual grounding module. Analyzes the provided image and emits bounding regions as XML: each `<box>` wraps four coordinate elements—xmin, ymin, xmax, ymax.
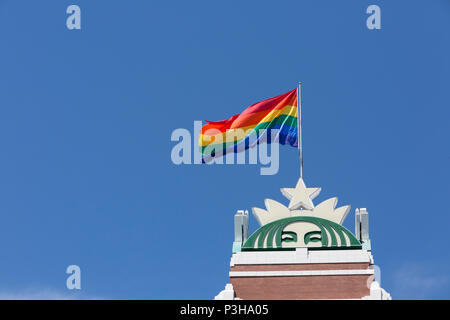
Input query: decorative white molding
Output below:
<box><xmin>362</xmin><ymin>281</ymin><xmax>392</xmax><ymax>300</ymax></box>
<box><xmin>230</xmin><ymin>248</ymin><xmax>373</xmax><ymax>267</ymax></box>
<box><xmin>230</xmin><ymin>269</ymin><xmax>374</xmax><ymax>278</ymax></box>
<box><xmin>214</xmin><ymin>283</ymin><xmax>240</xmax><ymax>300</ymax></box>
<box><xmin>252</xmin><ymin>177</ymin><xmax>350</xmax><ymax>226</ymax></box>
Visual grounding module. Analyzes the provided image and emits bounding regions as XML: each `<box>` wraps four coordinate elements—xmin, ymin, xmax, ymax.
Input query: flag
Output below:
<box><xmin>199</xmin><ymin>89</ymin><xmax>298</xmax><ymax>160</ymax></box>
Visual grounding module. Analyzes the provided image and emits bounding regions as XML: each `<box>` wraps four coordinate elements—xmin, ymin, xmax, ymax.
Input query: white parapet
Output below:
<box><xmin>230</xmin><ymin>248</ymin><xmax>373</xmax><ymax>267</ymax></box>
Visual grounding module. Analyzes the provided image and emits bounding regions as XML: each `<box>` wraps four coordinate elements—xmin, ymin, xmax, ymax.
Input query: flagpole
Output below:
<box><xmin>297</xmin><ymin>82</ymin><xmax>303</xmax><ymax>179</ymax></box>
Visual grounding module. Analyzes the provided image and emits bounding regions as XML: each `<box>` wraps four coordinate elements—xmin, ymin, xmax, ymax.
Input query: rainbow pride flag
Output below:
<box><xmin>199</xmin><ymin>89</ymin><xmax>299</xmax><ymax>159</ymax></box>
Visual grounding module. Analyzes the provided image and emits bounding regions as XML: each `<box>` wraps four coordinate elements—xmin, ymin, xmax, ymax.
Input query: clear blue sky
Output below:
<box><xmin>0</xmin><ymin>0</ymin><xmax>449</xmax><ymax>299</ymax></box>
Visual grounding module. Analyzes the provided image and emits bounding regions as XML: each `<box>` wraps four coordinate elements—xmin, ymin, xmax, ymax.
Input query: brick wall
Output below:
<box><xmin>230</xmin><ymin>263</ymin><xmax>372</xmax><ymax>300</ymax></box>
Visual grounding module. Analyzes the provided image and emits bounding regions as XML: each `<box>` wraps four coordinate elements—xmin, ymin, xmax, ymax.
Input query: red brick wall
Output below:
<box><xmin>230</xmin><ymin>263</ymin><xmax>372</xmax><ymax>300</ymax></box>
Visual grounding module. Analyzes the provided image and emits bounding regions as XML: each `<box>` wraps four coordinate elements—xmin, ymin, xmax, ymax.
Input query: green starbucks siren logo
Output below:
<box><xmin>242</xmin><ymin>216</ymin><xmax>361</xmax><ymax>250</ymax></box>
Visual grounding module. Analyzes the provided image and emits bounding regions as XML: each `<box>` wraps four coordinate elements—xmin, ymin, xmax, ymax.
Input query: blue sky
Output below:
<box><xmin>0</xmin><ymin>0</ymin><xmax>449</xmax><ymax>299</ymax></box>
